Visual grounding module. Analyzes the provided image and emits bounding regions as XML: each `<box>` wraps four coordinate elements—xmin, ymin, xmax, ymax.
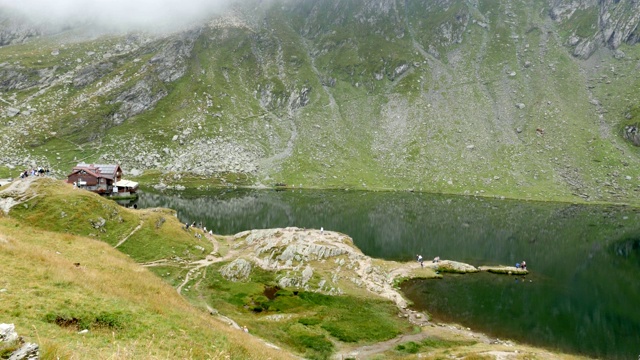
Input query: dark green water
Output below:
<box><xmin>137</xmin><ymin>189</ymin><xmax>640</xmax><ymax>359</ymax></box>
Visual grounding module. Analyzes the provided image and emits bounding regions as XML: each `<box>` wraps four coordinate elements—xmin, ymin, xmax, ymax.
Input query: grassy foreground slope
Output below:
<box><xmin>0</xmin><ymin>218</ymin><xmax>294</xmax><ymax>360</ymax></box>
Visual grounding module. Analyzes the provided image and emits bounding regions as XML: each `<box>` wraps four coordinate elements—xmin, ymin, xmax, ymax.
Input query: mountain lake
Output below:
<box><xmin>136</xmin><ymin>188</ymin><xmax>640</xmax><ymax>359</ymax></box>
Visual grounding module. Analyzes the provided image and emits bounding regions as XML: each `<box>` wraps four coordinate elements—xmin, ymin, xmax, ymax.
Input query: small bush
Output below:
<box><xmin>95</xmin><ymin>311</ymin><xmax>128</xmax><ymax>329</ymax></box>
<box><xmin>421</xmin><ymin>337</ymin><xmax>475</xmax><ymax>348</ymax></box>
<box><xmin>396</xmin><ymin>341</ymin><xmax>420</xmax><ymax>354</ymax></box>
<box><xmin>293</xmin><ymin>334</ymin><xmax>334</xmax><ymax>360</ymax></box>
<box><xmin>44</xmin><ymin>311</ymin><xmax>129</xmax><ymax>330</ymax></box>
<box><xmin>299</xmin><ymin>317</ymin><xmax>322</xmax><ymax>326</ymax></box>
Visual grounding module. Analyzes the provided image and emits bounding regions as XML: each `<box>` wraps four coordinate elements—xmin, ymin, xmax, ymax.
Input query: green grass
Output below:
<box><xmin>195</xmin><ymin>262</ymin><xmax>411</xmax><ymax>359</ymax></box>
<box><xmin>6</xmin><ymin>179</ymin><xmax>210</xmax><ymax>263</ymax></box>
<box><xmin>395</xmin><ymin>337</ymin><xmax>477</xmax><ymax>354</ymax></box>
<box><xmin>8</xmin><ymin>180</ymin><xmax>138</xmax><ymax>246</ymax></box>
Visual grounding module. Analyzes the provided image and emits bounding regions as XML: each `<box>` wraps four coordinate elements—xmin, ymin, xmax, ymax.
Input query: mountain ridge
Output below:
<box><xmin>1</xmin><ymin>0</ymin><xmax>639</xmax><ymax>203</ymax></box>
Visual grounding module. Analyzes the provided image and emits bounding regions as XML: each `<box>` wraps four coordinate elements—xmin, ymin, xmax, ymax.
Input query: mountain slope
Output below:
<box><xmin>1</xmin><ymin>0</ymin><xmax>639</xmax><ymax>203</ymax></box>
<box><xmin>0</xmin><ymin>196</ymin><xmax>296</xmax><ymax>359</ymax></box>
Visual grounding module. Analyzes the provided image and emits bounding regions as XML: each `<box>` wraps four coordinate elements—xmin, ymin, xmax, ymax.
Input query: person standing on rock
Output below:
<box><xmin>417</xmin><ymin>254</ymin><xmax>423</xmax><ymax>268</ymax></box>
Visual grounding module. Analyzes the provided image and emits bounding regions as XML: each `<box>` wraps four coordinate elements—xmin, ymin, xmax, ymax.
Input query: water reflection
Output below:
<box><xmin>137</xmin><ymin>189</ymin><xmax>640</xmax><ymax>359</ymax></box>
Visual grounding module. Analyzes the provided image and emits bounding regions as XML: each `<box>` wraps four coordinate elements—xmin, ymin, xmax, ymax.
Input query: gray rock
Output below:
<box><xmin>0</xmin><ymin>323</ymin><xmax>18</xmax><ymax>343</ymax></box>
<box><xmin>110</xmin><ymin>78</ymin><xmax>168</xmax><ymax>125</ymax></box>
<box><xmin>149</xmin><ymin>29</ymin><xmax>201</xmax><ymax>83</ymax></box>
<box><xmin>302</xmin><ymin>265</ymin><xmax>314</xmax><ymax>284</ymax></box>
<box><xmin>5</xmin><ymin>107</ymin><xmax>20</xmax><ymax>117</ymax></box>
<box><xmin>73</xmin><ymin>62</ymin><xmax>114</xmax><ymax>88</ymax></box>
<box><xmin>90</xmin><ymin>217</ymin><xmax>106</xmax><ymax>229</ymax></box>
<box><xmin>220</xmin><ymin>258</ymin><xmax>252</xmax><ymax>281</ymax></box>
<box><xmin>613</xmin><ymin>49</ymin><xmax>626</xmax><ymax>59</ymax></box>
<box><xmin>515</xmin><ymin>103</ymin><xmax>525</xmax><ymax>109</ymax></box>
<box><xmin>9</xmin><ymin>343</ymin><xmax>39</xmax><ymax>360</ymax></box>
<box><xmin>623</xmin><ymin>125</ymin><xmax>640</xmax><ymax>146</ymax></box>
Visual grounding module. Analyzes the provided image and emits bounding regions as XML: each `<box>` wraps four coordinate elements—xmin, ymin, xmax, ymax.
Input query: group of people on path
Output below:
<box><xmin>20</xmin><ymin>167</ymin><xmax>50</xmax><ymax>179</ymax></box>
<box><xmin>416</xmin><ymin>254</ymin><xmax>440</xmax><ymax>268</ymax></box>
<box><xmin>184</xmin><ymin>221</ymin><xmax>214</xmax><ymax>236</ymax></box>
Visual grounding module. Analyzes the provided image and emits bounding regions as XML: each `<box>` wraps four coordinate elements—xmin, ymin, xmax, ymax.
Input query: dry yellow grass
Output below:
<box><xmin>0</xmin><ymin>216</ymin><xmax>297</xmax><ymax>359</ymax></box>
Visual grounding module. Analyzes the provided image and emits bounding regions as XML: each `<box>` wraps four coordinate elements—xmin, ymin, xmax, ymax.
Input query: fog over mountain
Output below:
<box><xmin>0</xmin><ymin>0</ymin><xmax>230</xmax><ymax>30</ymax></box>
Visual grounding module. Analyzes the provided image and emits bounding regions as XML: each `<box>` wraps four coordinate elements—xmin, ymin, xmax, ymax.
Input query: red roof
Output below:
<box><xmin>67</xmin><ymin>163</ymin><xmax>122</xmax><ymax>180</ymax></box>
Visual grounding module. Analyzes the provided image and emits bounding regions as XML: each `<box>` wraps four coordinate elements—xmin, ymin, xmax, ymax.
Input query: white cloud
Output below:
<box><xmin>0</xmin><ymin>0</ymin><xmax>230</xmax><ymax>30</ymax></box>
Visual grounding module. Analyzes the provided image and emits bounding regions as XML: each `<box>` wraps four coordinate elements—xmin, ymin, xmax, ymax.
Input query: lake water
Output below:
<box><xmin>137</xmin><ymin>189</ymin><xmax>640</xmax><ymax>359</ymax></box>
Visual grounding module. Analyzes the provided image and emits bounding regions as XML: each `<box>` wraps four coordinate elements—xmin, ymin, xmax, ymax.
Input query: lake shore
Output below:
<box><xmin>197</xmin><ymin>226</ymin><xmax>590</xmax><ymax>359</ymax></box>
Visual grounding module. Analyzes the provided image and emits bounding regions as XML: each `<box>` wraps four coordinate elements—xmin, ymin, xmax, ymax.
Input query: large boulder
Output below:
<box><xmin>220</xmin><ymin>258</ymin><xmax>252</xmax><ymax>281</ymax></box>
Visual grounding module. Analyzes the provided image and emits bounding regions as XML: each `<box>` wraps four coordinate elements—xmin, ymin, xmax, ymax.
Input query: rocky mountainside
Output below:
<box><xmin>1</xmin><ymin>0</ymin><xmax>639</xmax><ymax>203</ymax></box>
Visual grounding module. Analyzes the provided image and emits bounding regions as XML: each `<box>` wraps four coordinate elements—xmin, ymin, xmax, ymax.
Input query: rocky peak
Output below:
<box><xmin>0</xmin><ymin>11</ymin><xmax>41</xmax><ymax>46</ymax></box>
<box><xmin>550</xmin><ymin>0</ymin><xmax>640</xmax><ymax>59</ymax></box>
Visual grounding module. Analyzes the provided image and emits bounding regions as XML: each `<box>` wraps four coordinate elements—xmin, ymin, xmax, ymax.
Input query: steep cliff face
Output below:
<box><xmin>0</xmin><ymin>12</ymin><xmax>41</xmax><ymax>46</ymax></box>
<box><xmin>0</xmin><ymin>0</ymin><xmax>639</xmax><ymax>203</ymax></box>
<box><xmin>550</xmin><ymin>0</ymin><xmax>640</xmax><ymax>59</ymax></box>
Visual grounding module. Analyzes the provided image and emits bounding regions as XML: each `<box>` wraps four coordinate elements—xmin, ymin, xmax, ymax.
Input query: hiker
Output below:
<box><xmin>419</xmin><ymin>255</ymin><xmax>424</xmax><ymax>268</ymax></box>
<box><xmin>243</xmin><ymin>326</ymin><xmax>249</xmax><ymax>333</ymax></box>
<box><xmin>433</xmin><ymin>256</ymin><xmax>440</xmax><ymax>263</ymax></box>
<box><xmin>320</xmin><ymin>227</ymin><xmax>324</xmax><ymax>235</ymax></box>
<box><xmin>516</xmin><ymin>262</ymin><xmax>521</xmax><ymax>269</ymax></box>
<box><xmin>521</xmin><ymin>261</ymin><xmax>527</xmax><ymax>270</ymax></box>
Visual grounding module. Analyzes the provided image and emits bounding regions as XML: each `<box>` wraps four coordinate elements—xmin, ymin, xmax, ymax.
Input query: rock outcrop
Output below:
<box><xmin>550</xmin><ymin>0</ymin><xmax>640</xmax><ymax>59</ymax></box>
<box><xmin>0</xmin><ymin>12</ymin><xmax>41</xmax><ymax>46</ymax></box>
<box><xmin>623</xmin><ymin>124</ymin><xmax>640</xmax><ymax>146</ymax></box>
<box><xmin>0</xmin><ymin>323</ymin><xmax>39</xmax><ymax>360</ymax></box>
<box><xmin>231</xmin><ymin>227</ymin><xmax>413</xmax><ymax>307</ymax></box>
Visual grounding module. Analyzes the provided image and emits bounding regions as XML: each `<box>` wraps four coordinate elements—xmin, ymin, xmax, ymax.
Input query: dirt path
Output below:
<box><xmin>333</xmin><ymin>332</ymin><xmax>434</xmax><ymax>359</ymax></box>
<box><xmin>115</xmin><ymin>220</ymin><xmax>143</xmax><ymax>248</ymax></box>
<box><xmin>176</xmin><ymin>235</ymin><xmax>236</xmax><ymax>295</ymax></box>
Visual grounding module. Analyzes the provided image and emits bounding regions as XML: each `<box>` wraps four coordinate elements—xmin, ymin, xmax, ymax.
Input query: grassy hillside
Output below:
<box><xmin>0</xmin><ymin>0</ymin><xmax>639</xmax><ymax>204</ymax></box>
<box><xmin>0</xmin><ymin>216</ymin><xmax>294</xmax><ymax>359</ymax></box>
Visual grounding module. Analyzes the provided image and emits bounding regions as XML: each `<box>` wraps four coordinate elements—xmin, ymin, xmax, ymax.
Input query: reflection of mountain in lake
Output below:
<box><xmin>138</xmin><ymin>190</ymin><xmax>640</xmax><ymax>265</ymax></box>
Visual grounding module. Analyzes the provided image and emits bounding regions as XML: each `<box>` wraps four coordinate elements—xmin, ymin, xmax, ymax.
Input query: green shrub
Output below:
<box><xmin>298</xmin><ymin>317</ymin><xmax>322</xmax><ymax>326</ymax></box>
<box><xmin>396</xmin><ymin>341</ymin><xmax>420</xmax><ymax>354</ymax></box>
<box><xmin>295</xmin><ymin>334</ymin><xmax>334</xmax><ymax>360</ymax></box>
<box><xmin>94</xmin><ymin>311</ymin><xmax>129</xmax><ymax>329</ymax></box>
